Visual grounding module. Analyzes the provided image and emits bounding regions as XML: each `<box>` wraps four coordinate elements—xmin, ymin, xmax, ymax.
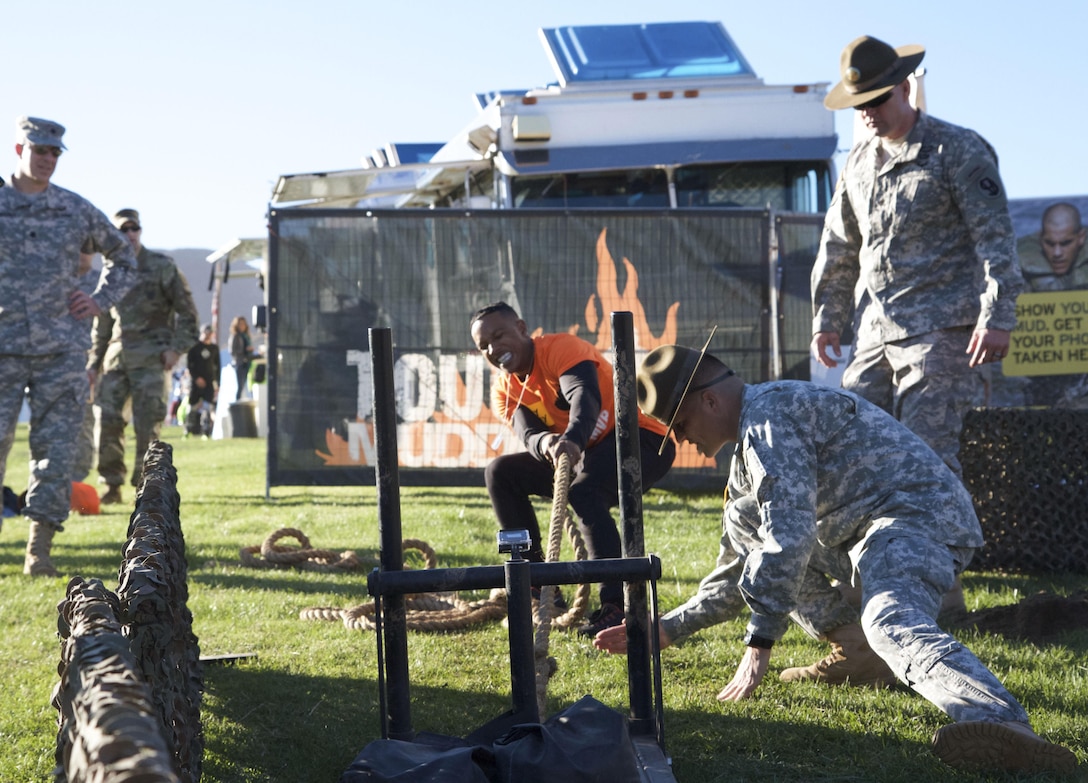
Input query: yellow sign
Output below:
<box><xmin>1003</xmin><ymin>290</ymin><xmax>1088</xmax><ymax>376</ymax></box>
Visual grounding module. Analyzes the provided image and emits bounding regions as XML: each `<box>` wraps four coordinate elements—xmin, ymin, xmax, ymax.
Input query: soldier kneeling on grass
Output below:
<box><xmin>597</xmin><ymin>343</ymin><xmax>1076</xmax><ymax>776</ymax></box>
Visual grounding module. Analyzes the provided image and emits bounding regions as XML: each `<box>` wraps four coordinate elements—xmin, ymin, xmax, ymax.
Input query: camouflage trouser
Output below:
<box><xmin>71</xmin><ymin>401</ymin><xmax>96</xmax><ymax>483</ymax></box>
<box><xmin>843</xmin><ymin>326</ymin><xmax>983</xmax><ymax>478</ymax></box>
<box><xmin>857</xmin><ymin>532</ymin><xmax>1030</xmax><ymax>724</ymax></box>
<box><xmin>661</xmin><ymin>495</ymin><xmax>858</xmax><ymax>644</ymax></box>
<box><xmin>0</xmin><ymin>353</ymin><xmax>89</xmax><ymax>530</ymax></box>
<box><xmin>96</xmin><ymin>358</ymin><xmax>169</xmax><ymax>487</ymax></box>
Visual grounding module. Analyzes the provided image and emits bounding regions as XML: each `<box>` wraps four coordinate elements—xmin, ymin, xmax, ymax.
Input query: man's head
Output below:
<box><xmin>637</xmin><ymin>341</ymin><xmax>741</xmax><ymax>458</ymax></box>
<box><xmin>200</xmin><ymin>324</ymin><xmax>214</xmax><ymax>343</ymax></box>
<box><xmin>825</xmin><ymin>36</ymin><xmax>924</xmax><ymax>138</ymax></box>
<box><xmin>469</xmin><ymin>301</ymin><xmax>534</xmax><ymax>377</ymax></box>
<box><xmin>14</xmin><ymin>116</ymin><xmax>66</xmax><ymax>189</ymax></box>
<box><xmin>112</xmin><ymin>208</ymin><xmax>142</xmax><ymax>251</ymax></box>
<box><xmin>1039</xmin><ymin>203</ymin><xmax>1086</xmax><ymax>275</ymax></box>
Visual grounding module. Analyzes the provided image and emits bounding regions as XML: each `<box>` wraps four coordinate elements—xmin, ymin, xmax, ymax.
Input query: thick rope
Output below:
<box><xmin>241</xmin><ymin>474</ymin><xmax>591</xmax><ymax>653</ymax></box>
<box><xmin>292</xmin><ymin>537</ymin><xmax>509</xmax><ymax>632</ymax></box>
<box><xmin>302</xmin><ymin>588</ymin><xmax>510</xmax><ymax>632</ymax></box>
<box><xmin>542</xmin><ymin>459</ymin><xmax>591</xmax><ymax>630</ymax></box>
<box><xmin>239</xmin><ymin>527</ymin><xmax>364</xmax><ymax>572</ymax></box>
<box><xmin>533</xmin><ymin>452</ymin><xmax>592</xmax><ymax>717</ymax></box>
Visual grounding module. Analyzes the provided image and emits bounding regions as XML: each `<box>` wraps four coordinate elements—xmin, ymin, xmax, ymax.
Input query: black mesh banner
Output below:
<box><xmin>267</xmin><ymin>208</ymin><xmax>821</xmax><ymax>487</ymax></box>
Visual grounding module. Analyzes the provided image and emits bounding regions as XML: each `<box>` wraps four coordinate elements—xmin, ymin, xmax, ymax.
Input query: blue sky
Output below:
<box><xmin>7</xmin><ymin>0</ymin><xmax>1086</xmax><ymax>250</ymax></box>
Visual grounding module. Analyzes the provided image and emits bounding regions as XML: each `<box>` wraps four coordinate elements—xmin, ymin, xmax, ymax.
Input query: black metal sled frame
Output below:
<box><xmin>366</xmin><ymin>313</ymin><xmax>676</xmax><ymax>782</ymax></box>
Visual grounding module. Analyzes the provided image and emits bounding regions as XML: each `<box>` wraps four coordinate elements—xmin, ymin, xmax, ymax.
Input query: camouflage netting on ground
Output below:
<box><xmin>53</xmin><ymin>441</ymin><xmax>203</xmax><ymax>783</ymax></box>
<box><xmin>961</xmin><ymin>408</ymin><xmax>1088</xmax><ymax>573</ymax></box>
<box><xmin>54</xmin><ymin>578</ymin><xmax>179</xmax><ymax>783</ymax></box>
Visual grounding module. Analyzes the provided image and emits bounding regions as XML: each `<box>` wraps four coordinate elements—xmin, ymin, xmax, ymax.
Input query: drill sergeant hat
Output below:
<box><xmin>824</xmin><ymin>36</ymin><xmax>925</xmax><ymax>110</ymax></box>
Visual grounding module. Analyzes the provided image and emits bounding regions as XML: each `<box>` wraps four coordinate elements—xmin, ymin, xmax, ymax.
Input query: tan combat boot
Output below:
<box><xmin>932</xmin><ymin>720</ymin><xmax>1077</xmax><ymax>775</ymax></box>
<box><xmin>779</xmin><ymin>623</ymin><xmax>897</xmax><ymax>688</ymax></box>
<box><xmin>100</xmin><ymin>485</ymin><xmax>123</xmax><ymax>505</ymax></box>
<box><xmin>23</xmin><ymin>521</ymin><xmax>59</xmax><ymax>577</ymax></box>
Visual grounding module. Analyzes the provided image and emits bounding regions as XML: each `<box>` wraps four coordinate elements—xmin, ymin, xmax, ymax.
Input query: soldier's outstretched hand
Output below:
<box><xmin>593</xmin><ymin>619</ymin><xmax>673</xmax><ymax>654</ymax></box>
<box><xmin>716</xmin><ymin>645</ymin><xmax>771</xmax><ymax>701</ymax></box>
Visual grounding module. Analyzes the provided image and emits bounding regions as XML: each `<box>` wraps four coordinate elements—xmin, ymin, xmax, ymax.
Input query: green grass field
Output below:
<box><xmin>0</xmin><ymin>425</ymin><xmax>1084</xmax><ymax>781</ymax></box>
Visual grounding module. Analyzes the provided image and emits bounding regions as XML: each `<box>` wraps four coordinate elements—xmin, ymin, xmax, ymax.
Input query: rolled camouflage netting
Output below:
<box><xmin>53</xmin><ymin>577</ymin><xmax>180</xmax><ymax>783</ymax></box>
<box><xmin>53</xmin><ymin>441</ymin><xmax>203</xmax><ymax>783</ymax></box>
<box><xmin>961</xmin><ymin>408</ymin><xmax>1088</xmax><ymax>573</ymax></box>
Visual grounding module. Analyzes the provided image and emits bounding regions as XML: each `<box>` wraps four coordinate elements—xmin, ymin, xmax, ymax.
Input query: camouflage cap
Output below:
<box><xmin>16</xmin><ymin>116</ymin><xmax>67</xmax><ymax>149</ymax></box>
<box><xmin>112</xmin><ymin>208</ymin><xmax>140</xmax><ymax>230</ymax></box>
<box><xmin>200</xmin><ymin>323</ymin><xmax>213</xmax><ymax>335</ymax></box>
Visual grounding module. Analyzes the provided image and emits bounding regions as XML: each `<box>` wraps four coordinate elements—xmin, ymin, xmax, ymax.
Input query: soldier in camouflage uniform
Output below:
<box><xmin>595</xmin><ymin>483</ymin><xmax>897</xmax><ymax>690</ymax></box>
<box><xmin>89</xmin><ymin>209</ymin><xmax>199</xmax><ymax>505</ymax></box>
<box><xmin>811</xmin><ymin>37</ymin><xmax>1024</xmax><ymax>478</ymax></box>
<box><xmin>0</xmin><ymin>117</ymin><xmax>136</xmax><ymax>576</ymax></box>
<box><xmin>630</xmin><ymin>343</ymin><xmax>1076</xmax><ymax>775</ymax></box>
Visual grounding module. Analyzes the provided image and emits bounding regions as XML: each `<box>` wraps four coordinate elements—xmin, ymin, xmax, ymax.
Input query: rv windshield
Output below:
<box><xmin>512</xmin><ymin>169</ymin><xmax>670</xmax><ymax>209</ymax></box>
<box><xmin>510</xmin><ymin>161</ymin><xmax>831</xmax><ymax>212</ymax></box>
<box><xmin>674</xmin><ymin>161</ymin><xmax>832</xmax><ymax>212</ymax></box>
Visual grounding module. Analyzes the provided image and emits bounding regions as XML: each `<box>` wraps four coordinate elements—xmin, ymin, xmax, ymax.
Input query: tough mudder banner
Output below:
<box><xmin>266</xmin><ymin>208</ymin><xmax>823</xmax><ymax>487</ymax></box>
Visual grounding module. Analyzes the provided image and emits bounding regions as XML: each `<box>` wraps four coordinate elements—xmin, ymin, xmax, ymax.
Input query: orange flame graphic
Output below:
<box><xmin>581</xmin><ymin>228</ymin><xmax>680</xmax><ymax>352</ymax></box>
<box><xmin>316</xmin><ymin>225</ymin><xmax>712</xmax><ymax>468</ymax></box>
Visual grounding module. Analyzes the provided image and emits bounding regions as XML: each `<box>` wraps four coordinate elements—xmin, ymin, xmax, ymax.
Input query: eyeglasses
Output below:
<box><xmin>854</xmin><ymin>91</ymin><xmax>893</xmax><ymax>111</ymax></box>
<box><xmin>120</xmin><ymin>225</ymin><xmax>142</xmax><ymax>233</ymax></box>
<box><xmin>30</xmin><ymin>145</ymin><xmax>63</xmax><ymax>158</ymax></box>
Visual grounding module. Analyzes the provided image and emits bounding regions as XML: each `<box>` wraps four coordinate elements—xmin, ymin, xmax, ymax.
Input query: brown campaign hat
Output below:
<box><xmin>637</xmin><ymin>326</ymin><xmax>718</xmax><ymax>453</ymax></box>
<box><xmin>824</xmin><ymin>36</ymin><xmax>925</xmax><ymax>110</ymax></box>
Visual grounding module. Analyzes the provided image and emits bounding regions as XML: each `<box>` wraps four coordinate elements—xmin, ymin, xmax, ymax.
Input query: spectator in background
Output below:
<box><xmin>89</xmin><ymin>208</ymin><xmax>199</xmax><ymax>506</ymax></box>
<box><xmin>186</xmin><ymin>324</ymin><xmax>219</xmax><ymax>437</ymax></box>
<box><xmin>0</xmin><ymin>116</ymin><xmax>136</xmax><ymax>576</ymax></box>
<box><xmin>230</xmin><ymin>315</ymin><xmax>254</xmax><ymax>401</ymax></box>
<box><xmin>1017</xmin><ymin>203</ymin><xmax>1088</xmax><ymax>292</ymax></box>
<box><xmin>168</xmin><ymin>364</ymin><xmax>187</xmax><ymax>425</ymax></box>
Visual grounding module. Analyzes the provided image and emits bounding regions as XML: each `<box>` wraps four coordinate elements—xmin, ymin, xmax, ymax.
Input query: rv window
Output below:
<box><xmin>673</xmin><ymin>162</ymin><xmax>831</xmax><ymax>213</ymax></box>
<box><xmin>512</xmin><ymin>169</ymin><xmax>670</xmax><ymax>209</ymax></box>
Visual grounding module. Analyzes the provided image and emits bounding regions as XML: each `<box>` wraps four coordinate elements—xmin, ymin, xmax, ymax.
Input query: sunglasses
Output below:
<box><xmin>120</xmin><ymin>225</ymin><xmax>142</xmax><ymax>233</ymax></box>
<box><xmin>30</xmin><ymin>145</ymin><xmax>63</xmax><ymax>158</ymax></box>
<box><xmin>854</xmin><ymin>91</ymin><xmax>893</xmax><ymax>111</ymax></box>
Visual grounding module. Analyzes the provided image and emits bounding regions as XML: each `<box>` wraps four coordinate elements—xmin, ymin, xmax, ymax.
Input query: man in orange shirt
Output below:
<box><xmin>470</xmin><ymin>302</ymin><xmax>676</xmax><ymax>635</ymax></box>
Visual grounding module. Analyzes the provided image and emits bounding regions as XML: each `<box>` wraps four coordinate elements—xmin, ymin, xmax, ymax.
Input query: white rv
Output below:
<box><xmin>271</xmin><ymin>21</ymin><xmax>837</xmax><ymax>214</ymax></box>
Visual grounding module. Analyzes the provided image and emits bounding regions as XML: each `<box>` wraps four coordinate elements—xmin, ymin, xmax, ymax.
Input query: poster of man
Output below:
<box><xmin>1015</xmin><ymin>202</ymin><xmax>1088</xmax><ymax>291</ymax></box>
<box><xmin>1000</xmin><ymin>196</ymin><xmax>1088</xmax><ymax>407</ymax></box>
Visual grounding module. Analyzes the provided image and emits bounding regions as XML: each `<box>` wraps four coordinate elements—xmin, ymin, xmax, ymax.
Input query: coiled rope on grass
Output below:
<box><xmin>240</xmin><ymin>467</ymin><xmax>591</xmax><ymax>647</ymax></box>
<box><xmin>239</xmin><ymin>527</ymin><xmax>363</xmax><ymax>572</ymax></box>
<box><xmin>238</xmin><ymin>530</ymin><xmax>510</xmax><ymax>631</ymax></box>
